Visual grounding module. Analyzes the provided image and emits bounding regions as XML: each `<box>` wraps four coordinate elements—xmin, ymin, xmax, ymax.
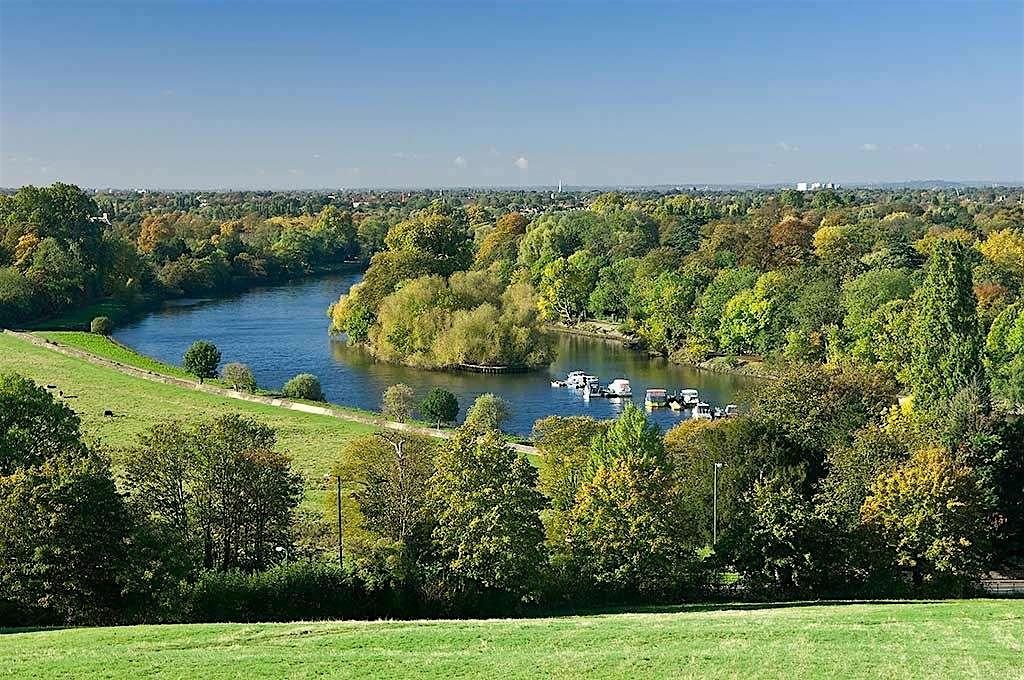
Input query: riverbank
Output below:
<box><xmin>25</xmin><ymin>262</ymin><xmax>368</xmax><ymax>331</ymax></box>
<box><xmin>545</xmin><ymin>321</ymin><xmax>776</xmax><ymax>380</ymax></box>
<box><xmin>1</xmin><ymin>331</ymin><xmax>538</xmax><ymax>464</ymax></box>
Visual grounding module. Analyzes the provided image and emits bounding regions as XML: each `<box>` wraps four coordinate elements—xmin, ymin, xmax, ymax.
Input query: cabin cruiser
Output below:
<box><xmin>581</xmin><ymin>376</ymin><xmax>602</xmax><ymax>400</ymax></box>
<box><xmin>693</xmin><ymin>402</ymin><xmax>713</xmax><ymax>420</ymax></box>
<box><xmin>678</xmin><ymin>389</ymin><xmax>700</xmax><ymax>406</ymax></box>
<box><xmin>606</xmin><ymin>379</ymin><xmax>632</xmax><ymax>397</ymax></box>
<box><xmin>645</xmin><ymin>388</ymin><xmax>669</xmax><ymax>408</ymax></box>
<box><xmin>564</xmin><ymin>371</ymin><xmax>588</xmax><ymax>389</ymax></box>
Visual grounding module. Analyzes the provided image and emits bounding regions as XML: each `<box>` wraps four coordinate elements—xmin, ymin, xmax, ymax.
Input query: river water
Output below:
<box><xmin>114</xmin><ymin>273</ymin><xmax>754</xmax><ymax>436</ymax></box>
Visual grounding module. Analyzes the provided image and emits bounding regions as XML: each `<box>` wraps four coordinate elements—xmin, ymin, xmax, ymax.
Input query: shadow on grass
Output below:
<box><xmin>536</xmin><ymin>599</ymin><xmax>946</xmax><ymax>620</ymax></box>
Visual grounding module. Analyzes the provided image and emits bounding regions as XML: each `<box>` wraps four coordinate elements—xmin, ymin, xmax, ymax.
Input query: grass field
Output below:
<box><xmin>0</xmin><ymin>332</ymin><xmax>374</xmax><ymax>484</ymax></box>
<box><xmin>35</xmin><ymin>331</ymin><xmax>197</xmax><ymax>380</ymax></box>
<box><xmin>2</xmin><ymin>600</ymin><xmax>1021</xmax><ymax>679</ymax></box>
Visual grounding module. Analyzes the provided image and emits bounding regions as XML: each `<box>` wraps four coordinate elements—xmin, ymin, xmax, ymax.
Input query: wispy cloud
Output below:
<box><xmin>906</xmin><ymin>143</ymin><xmax>926</xmax><ymax>152</ymax></box>
<box><xmin>514</xmin><ymin>156</ymin><xmax>529</xmax><ymax>171</ymax></box>
<box><xmin>860</xmin><ymin>143</ymin><xmax>878</xmax><ymax>152</ymax></box>
<box><xmin>453</xmin><ymin>155</ymin><xmax>467</xmax><ymax>168</ymax></box>
<box><xmin>777</xmin><ymin>141</ymin><xmax>799</xmax><ymax>153</ymax></box>
<box><xmin>391</xmin><ymin>151</ymin><xmax>423</xmax><ymax>160</ymax></box>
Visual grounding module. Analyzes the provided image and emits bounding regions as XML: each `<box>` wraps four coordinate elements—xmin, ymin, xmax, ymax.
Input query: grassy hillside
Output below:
<box><xmin>3</xmin><ymin>601</ymin><xmax>1021</xmax><ymax>679</ymax></box>
<box><xmin>0</xmin><ymin>332</ymin><xmax>374</xmax><ymax>483</ymax></box>
<box><xmin>35</xmin><ymin>331</ymin><xmax>197</xmax><ymax>380</ymax></box>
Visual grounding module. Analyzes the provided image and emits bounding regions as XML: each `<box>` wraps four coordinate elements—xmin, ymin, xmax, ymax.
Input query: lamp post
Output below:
<box><xmin>713</xmin><ymin>462</ymin><xmax>725</xmax><ymax>545</ymax></box>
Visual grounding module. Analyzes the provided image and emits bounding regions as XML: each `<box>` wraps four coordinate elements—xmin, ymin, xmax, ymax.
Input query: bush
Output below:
<box><xmin>182</xmin><ymin>340</ymin><xmax>221</xmax><ymax>382</ymax></box>
<box><xmin>419</xmin><ymin>388</ymin><xmax>459</xmax><ymax>427</ymax></box>
<box><xmin>222</xmin><ymin>362</ymin><xmax>257</xmax><ymax>392</ymax></box>
<box><xmin>90</xmin><ymin>316</ymin><xmax>113</xmax><ymax>335</ymax></box>
<box><xmin>282</xmin><ymin>373</ymin><xmax>324</xmax><ymax>401</ymax></box>
<box><xmin>178</xmin><ymin>562</ymin><xmax>401</xmax><ymax>623</ymax></box>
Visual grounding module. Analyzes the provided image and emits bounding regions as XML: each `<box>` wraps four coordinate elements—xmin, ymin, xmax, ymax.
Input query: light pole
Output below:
<box><xmin>713</xmin><ymin>462</ymin><xmax>725</xmax><ymax>545</ymax></box>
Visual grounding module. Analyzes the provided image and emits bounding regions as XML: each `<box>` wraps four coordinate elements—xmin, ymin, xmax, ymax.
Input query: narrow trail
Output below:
<box><xmin>4</xmin><ymin>330</ymin><xmax>537</xmax><ymax>456</ymax></box>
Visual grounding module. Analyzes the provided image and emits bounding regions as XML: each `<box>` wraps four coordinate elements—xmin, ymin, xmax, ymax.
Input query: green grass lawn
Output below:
<box><xmin>0</xmin><ymin>332</ymin><xmax>374</xmax><ymax>485</ymax></box>
<box><xmin>2</xmin><ymin>600</ymin><xmax>1021</xmax><ymax>679</ymax></box>
<box><xmin>35</xmin><ymin>331</ymin><xmax>197</xmax><ymax>380</ymax></box>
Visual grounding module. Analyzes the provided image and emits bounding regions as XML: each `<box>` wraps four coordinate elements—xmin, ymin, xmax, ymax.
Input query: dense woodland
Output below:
<box><xmin>1</xmin><ymin>182</ymin><xmax>1023</xmax><ymax>626</ymax></box>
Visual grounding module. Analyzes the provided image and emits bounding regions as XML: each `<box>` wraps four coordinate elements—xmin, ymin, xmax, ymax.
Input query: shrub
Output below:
<box><xmin>419</xmin><ymin>388</ymin><xmax>459</xmax><ymax>427</ymax></box>
<box><xmin>222</xmin><ymin>362</ymin><xmax>257</xmax><ymax>392</ymax></box>
<box><xmin>178</xmin><ymin>562</ymin><xmax>401</xmax><ymax>623</ymax></box>
<box><xmin>90</xmin><ymin>316</ymin><xmax>113</xmax><ymax>335</ymax></box>
<box><xmin>182</xmin><ymin>340</ymin><xmax>221</xmax><ymax>382</ymax></box>
<box><xmin>282</xmin><ymin>373</ymin><xmax>324</xmax><ymax>401</ymax></box>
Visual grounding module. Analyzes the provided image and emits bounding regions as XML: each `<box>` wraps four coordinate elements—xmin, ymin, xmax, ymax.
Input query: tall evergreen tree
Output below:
<box><xmin>909</xmin><ymin>239</ymin><xmax>985</xmax><ymax>413</ymax></box>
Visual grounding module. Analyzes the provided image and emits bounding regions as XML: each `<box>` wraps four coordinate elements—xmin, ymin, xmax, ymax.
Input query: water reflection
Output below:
<box><xmin>114</xmin><ymin>273</ymin><xmax>754</xmax><ymax>436</ymax></box>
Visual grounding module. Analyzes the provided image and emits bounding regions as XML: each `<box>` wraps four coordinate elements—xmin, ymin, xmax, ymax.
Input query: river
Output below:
<box><xmin>113</xmin><ymin>273</ymin><xmax>754</xmax><ymax>436</ymax></box>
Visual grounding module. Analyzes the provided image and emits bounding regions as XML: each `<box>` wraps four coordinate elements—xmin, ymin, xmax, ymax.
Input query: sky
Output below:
<box><xmin>1</xmin><ymin>0</ymin><xmax>1022</xmax><ymax>189</ymax></box>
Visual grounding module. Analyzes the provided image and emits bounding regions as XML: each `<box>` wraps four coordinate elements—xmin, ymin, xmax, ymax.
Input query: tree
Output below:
<box><xmin>0</xmin><ymin>450</ymin><xmax>138</xmax><ymax>625</ymax></box>
<box><xmin>90</xmin><ymin>316</ymin><xmax>113</xmax><ymax>335</ymax></box>
<box><xmin>336</xmin><ymin>432</ymin><xmax>437</xmax><ymax>587</ymax></box>
<box><xmin>419</xmin><ymin>388</ymin><xmax>459</xmax><ymax>428</ymax></box>
<box><xmin>125</xmin><ymin>415</ymin><xmax>303</xmax><ymax>572</ymax></box>
<box><xmin>861</xmin><ymin>447</ymin><xmax>990</xmax><ymax>587</ymax></box>
<box><xmin>381</xmin><ymin>383</ymin><xmax>416</xmax><ymax>422</ymax></box>
<box><xmin>282</xmin><ymin>373</ymin><xmax>324</xmax><ymax>401</ymax></box>
<box><xmin>533</xmin><ymin>415</ymin><xmax>606</xmax><ymax>511</ymax></box>
<box><xmin>183</xmin><ymin>340</ymin><xmax>221</xmax><ymax>383</ymax></box>
<box><xmin>559</xmin><ymin>404</ymin><xmax>698</xmax><ymax>598</ymax></box>
<box><xmin>908</xmin><ymin>239</ymin><xmax>985</xmax><ymax>413</ymax></box>
<box><xmin>222</xmin><ymin>362</ymin><xmax>256</xmax><ymax>392</ymax></box>
<box><xmin>537</xmin><ymin>250</ymin><xmax>600</xmax><ymax>324</ymax></box>
<box><xmin>425</xmin><ymin>429</ymin><xmax>546</xmax><ymax>606</ymax></box>
<box><xmin>462</xmin><ymin>393</ymin><xmax>510</xmax><ymax>432</ymax></box>
<box><xmin>0</xmin><ymin>372</ymin><xmax>86</xmax><ymax>475</ymax></box>
<box><xmin>985</xmin><ymin>302</ymin><xmax>1024</xmax><ymax>406</ymax></box>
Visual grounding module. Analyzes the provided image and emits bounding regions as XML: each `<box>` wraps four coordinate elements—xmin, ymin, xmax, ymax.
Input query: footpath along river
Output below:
<box><xmin>114</xmin><ymin>273</ymin><xmax>754</xmax><ymax>436</ymax></box>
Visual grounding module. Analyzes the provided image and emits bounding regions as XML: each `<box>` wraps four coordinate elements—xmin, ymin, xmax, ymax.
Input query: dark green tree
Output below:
<box><xmin>182</xmin><ymin>340</ymin><xmax>221</xmax><ymax>382</ymax></box>
<box><xmin>419</xmin><ymin>388</ymin><xmax>459</xmax><ymax>428</ymax></box>
<box><xmin>908</xmin><ymin>240</ymin><xmax>985</xmax><ymax>412</ymax></box>
<box><xmin>0</xmin><ymin>373</ymin><xmax>87</xmax><ymax>475</ymax></box>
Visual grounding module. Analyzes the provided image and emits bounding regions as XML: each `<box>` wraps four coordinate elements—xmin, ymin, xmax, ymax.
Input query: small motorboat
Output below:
<box><xmin>564</xmin><ymin>371</ymin><xmax>588</xmax><ymax>389</ymax></box>
<box><xmin>679</xmin><ymin>389</ymin><xmax>700</xmax><ymax>406</ymax></box>
<box><xmin>645</xmin><ymin>388</ymin><xmax>669</xmax><ymax>408</ymax></box>
<box><xmin>551</xmin><ymin>379</ymin><xmax>565</xmax><ymax>388</ymax></box>
<box><xmin>724</xmin><ymin>404</ymin><xmax>739</xmax><ymax>418</ymax></box>
<box><xmin>693</xmin><ymin>402</ymin><xmax>713</xmax><ymax>420</ymax></box>
<box><xmin>582</xmin><ymin>377</ymin><xmax>602</xmax><ymax>400</ymax></box>
<box><xmin>606</xmin><ymin>379</ymin><xmax>632</xmax><ymax>397</ymax></box>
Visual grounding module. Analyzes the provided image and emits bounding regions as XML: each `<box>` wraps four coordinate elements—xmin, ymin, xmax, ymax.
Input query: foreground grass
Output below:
<box><xmin>3</xmin><ymin>601</ymin><xmax>1021</xmax><ymax>679</ymax></box>
<box><xmin>0</xmin><ymin>333</ymin><xmax>374</xmax><ymax>484</ymax></box>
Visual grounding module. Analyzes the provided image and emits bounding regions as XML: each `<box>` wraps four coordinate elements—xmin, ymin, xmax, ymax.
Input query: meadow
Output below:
<box><xmin>0</xmin><ymin>332</ymin><xmax>374</xmax><ymax>484</ymax></box>
<box><xmin>2</xmin><ymin>600</ymin><xmax>1021</xmax><ymax>679</ymax></box>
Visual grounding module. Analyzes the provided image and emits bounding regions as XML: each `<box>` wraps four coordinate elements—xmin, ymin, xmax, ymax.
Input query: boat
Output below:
<box><xmin>724</xmin><ymin>404</ymin><xmax>739</xmax><ymax>418</ymax></box>
<box><xmin>669</xmin><ymin>399</ymin><xmax>683</xmax><ymax>411</ymax></box>
<box><xmin>678</xmin><ymin>389</ymin><xmax>700</xmax><ymax>406</ymax></box>
<box><xmin>550</xmin><ymin>379</ymin><xmax>565</xmax><ymax>388</ymax></box>
<box><xmin>564</xmin><ymin>371</ymin><xmax>588</xmax><ymax>389</ymax></box>
<box><xmin>693</xmin><ymin>402</ymin><xmax>713</xmax><ymax>420</ymax></box>
<box><xmin>645</xmin><ymin>388</ymin><xmax>669</xmax><ymax>408</ymax></box>
<box><xmin>582</xmin><ymin>377</ymin><xmax>602</xmax><ymax>400</ymax></box>
<box><xmin>606</xmin><ymin>379</ymin><xmax>632</xmax><ymax>398</ymax></box>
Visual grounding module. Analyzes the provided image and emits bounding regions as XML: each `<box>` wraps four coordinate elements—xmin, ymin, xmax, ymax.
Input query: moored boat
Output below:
<box><xmin>645</xmin><ymin>388</ymin><xmax>669</xmax><ymax>408</ymax></box>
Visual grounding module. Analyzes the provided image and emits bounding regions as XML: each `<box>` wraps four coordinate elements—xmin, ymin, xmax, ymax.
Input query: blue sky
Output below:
<box><xmin>1</xmin><ymin>0</ymin><xmax>1021</xmax><ymax>188</ymax></box>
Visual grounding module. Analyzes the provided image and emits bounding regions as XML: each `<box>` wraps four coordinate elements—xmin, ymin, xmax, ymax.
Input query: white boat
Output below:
<box><xmin>679</xmin><ymin>389</ymin><xmax>700</xmax><ymax>406</ymax></box>
<box><xmin>564</xmin><ymin>371</ymin><xmax>587</xmax><ymax>389</ymax></box>
<box><xmin>645</xmin><ymin>388</ymin><xmax>669</xmax><ymax>408</ymax></box>
<box><xmin>550</xmin><ymin>380</ymin><xmax>565</xmax><ymax>388</ymax></box>
<box><xmin>724</xmin><ymin>404</ymin><xmax>739</xmax><ymax>417</ymax></box>
<box><xmin>693</xmin><ymin>402</ymin><xmax>713</xmax><ymax>420</ymax></box>
<box><xmin>606</xmin><ymin>379</ymin><xmax>632</xmax><ymax>397</ymax></box>
<box><xmin>582</xmin><ymin>377</ymin><xmax>602</xmax><ymax>400</ymax></box>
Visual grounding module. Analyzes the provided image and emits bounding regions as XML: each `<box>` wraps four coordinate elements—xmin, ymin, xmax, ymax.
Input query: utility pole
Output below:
<box><xmin>713</xmin><ymin>462</ymin><xmax>724</xmax><ymax>545</ymax></box>
<box><xmin>336</xmin><ymin>475</ymin><xmax>344</xmax><ymax>568</ymax></box>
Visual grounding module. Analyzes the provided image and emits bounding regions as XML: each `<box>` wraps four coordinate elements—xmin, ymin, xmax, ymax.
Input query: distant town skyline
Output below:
<box><xmin>2</xmin><ymin>1</ymin><xmax>1022</xmax><ymax>189</ymax></box>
